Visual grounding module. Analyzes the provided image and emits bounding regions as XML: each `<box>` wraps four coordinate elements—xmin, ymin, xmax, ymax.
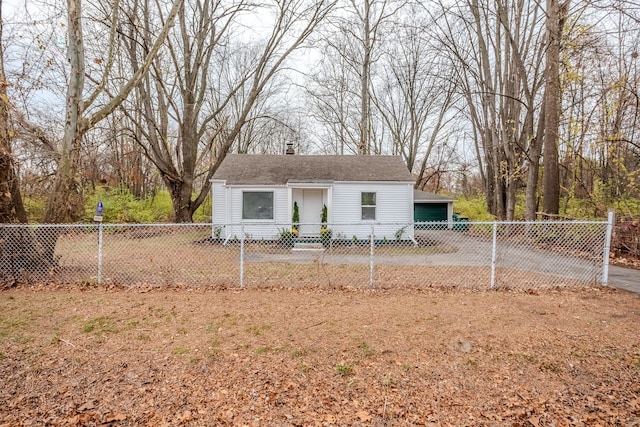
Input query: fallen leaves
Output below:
<box><xmin>0</xmin><ymin>287</ymin><xmax>639</xmax><ymax>426</ymax></box>
<box><xmin>356</xmin><ymin>410</ymin><xmax>372</xmax><ymax>422</ymax></box>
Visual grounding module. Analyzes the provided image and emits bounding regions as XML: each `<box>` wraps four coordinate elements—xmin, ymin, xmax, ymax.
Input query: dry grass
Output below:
<box><xmin>1</xmin><ymin>285</ymin><xmax>639</xmax><ymax>426</ymax></box>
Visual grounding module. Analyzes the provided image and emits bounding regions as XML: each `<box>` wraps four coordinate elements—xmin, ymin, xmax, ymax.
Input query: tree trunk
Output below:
<box><xmin>0</xmin><ymin>0</ymin><xmax>41</xmax><ymax>285</ymax></box>
<box><xmin>43</xmin><ymin>0</ymin><xmax>183</xmax><ymax>225</ymax></box>
<box><xmin>0</xmin><ymin>0</ymin><xmax>27</xmax><ymax>224</ymax></box>
<box><xmin>359</xmin><ymin>0</ymin><xmax>371</xmax><ymax>155</ymax></box>
<box><xmin>525</xmin><ymin>101</ymin><xmax>546</xmax><ymax>220</ymax></box>
<box><xmin>542</xmin><ymin>0</ymin><xmax>565</xmax><ymax>216</ymax></box>
<box><xmin>35</xmin><ymin>0</ymin><xmax>86</xmax><ymax>264</ymax></box>
<box><xmin>38</xmin><ymin>0</ymin><xmax>182</xmax><ymax>264</ymax></box>
<box><xmin>163</xmin><ymin>175</ymin><xmax>193</xmax><ymax>223</ymax></box>
<box><xmin>43</xmin><ymin>0</ymin><xmax>86</xmax><ymax>225</ymax></box>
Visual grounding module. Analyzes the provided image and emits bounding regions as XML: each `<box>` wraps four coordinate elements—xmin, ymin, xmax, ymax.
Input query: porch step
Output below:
<box><xmin>292</xmin><ymin>242</ymin><xmax>325</xmax><ymax>251</ymax></box>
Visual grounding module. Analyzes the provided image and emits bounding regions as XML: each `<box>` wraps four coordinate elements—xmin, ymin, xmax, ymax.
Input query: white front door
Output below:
<box><xmin>299</xmin><ymin>189</ymin><xmax>323</xmax><ymax>236</ymax></box>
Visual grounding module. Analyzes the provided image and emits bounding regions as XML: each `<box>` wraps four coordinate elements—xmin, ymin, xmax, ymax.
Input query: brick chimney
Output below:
<box><xmin>285</xmin><ymin>142</ymin><xmax>294</xmax><ymax>155</ymax></box>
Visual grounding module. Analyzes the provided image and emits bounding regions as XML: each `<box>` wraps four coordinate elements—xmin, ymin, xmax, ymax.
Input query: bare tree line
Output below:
<box><xmin>0</xmin><ymin>0</ymin><xmax>639</xmax><ymax>229</ymax></box>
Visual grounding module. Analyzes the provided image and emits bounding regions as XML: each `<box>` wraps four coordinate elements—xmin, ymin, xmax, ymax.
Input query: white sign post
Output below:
<box><xmin>93</xmin><ymin>200</ymin><xmax>104</xmax><ymax>222</ymax></box>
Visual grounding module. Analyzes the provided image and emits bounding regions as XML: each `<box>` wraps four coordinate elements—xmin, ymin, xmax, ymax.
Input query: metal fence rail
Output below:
<box><xmin>0</xmin><ymin>218</ymin><xmax>613</xmax><ymax>289</ymax></box>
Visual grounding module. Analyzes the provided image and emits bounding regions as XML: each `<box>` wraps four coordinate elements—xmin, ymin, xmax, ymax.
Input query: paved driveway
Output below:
<box><xmin>247</xmin><ymin>228</ymin><xmax>640</xmax><ymax>292</ymax></box>
<box><xmin>414</xmin><ymin>229</ymin><xmax>640</xmax><ymax>293</ymax></box>
<box><xmin>608</xmin><ymin>265</ymin><xmax>640</xmax><ymax>293</ymax></box>
<box><xmin>413</xmin><ymin>229</ymin><xmax>640</xmax><ymax>291</ymax></box>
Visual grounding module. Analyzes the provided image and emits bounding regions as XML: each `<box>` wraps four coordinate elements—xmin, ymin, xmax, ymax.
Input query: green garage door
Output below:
<box><xmin>414</xmin><ymin>203</ymin><xmax>448</xmax><ymax>222</ymax></box>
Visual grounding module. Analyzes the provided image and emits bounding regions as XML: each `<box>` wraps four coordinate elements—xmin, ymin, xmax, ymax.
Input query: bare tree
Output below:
<box><xmin>41</xmin><ymin>0</ymin><xmax>182</xmax><ymax>225</ymax></box>
<box><xmin>430</xmin><ymin>0</ymin><xmax>546</xmax><ymax>219</ymax></box>
<box><xmin>0</xmin><ymin>0</ymin><xmax>27</xmax><ymax>223</ymax></box>
<box><xmin>372</xmin><ymin>11</ymin><xmax>458</xmax><ymax>179</ymax></box>
<box><xmin>120</xmin><ymin>0</ymin><xmax>335</xmax><ymax>222</ymax></box>
<box><xmin>306</xmin><ymin>48</ymin><xmax>361</xmax><ymax>154</ymax></box>
<box><xmin>229</xmin><ymin>52</ymin><xmax>303</xmax><ymax>155</ymax></box>
<box><xmin>310</xmin><ymin>0</ymin><xmax>405</xmax><ymax>155</ymax></box>
<box><xmin>541</xmin><ymin>2</ymin><xmax>640</xmax><ymax>217</ymax></box>
<box><xmin>541</xmin><ymin>0</ymin><xmax>570</xmax><ymax>216</ymax></box>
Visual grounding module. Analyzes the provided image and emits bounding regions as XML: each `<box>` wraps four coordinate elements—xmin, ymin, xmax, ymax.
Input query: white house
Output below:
<box><xmin>210</xmin><ymin>154</ymin><xmax>416</xmax><ymax>241</ymax></box>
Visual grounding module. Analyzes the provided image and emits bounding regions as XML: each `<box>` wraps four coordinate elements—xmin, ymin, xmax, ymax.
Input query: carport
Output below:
<box><xmin>413</xmin><ymin>190</ymin><xmax>455</xmax><ymax>229</ymax></box>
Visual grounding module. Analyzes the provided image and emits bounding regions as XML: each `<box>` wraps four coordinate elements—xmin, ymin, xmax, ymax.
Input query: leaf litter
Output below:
<box><xmin>0</xmin><ymin>285</ymin><xmax>639</xmax><ymax>426</ymax></box>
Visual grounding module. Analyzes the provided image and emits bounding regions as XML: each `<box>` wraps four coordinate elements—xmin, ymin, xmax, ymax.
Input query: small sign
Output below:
<box><xmin>96</xmin><ymin>201</ymin><xmax>104</xmax><ymax>216</ymax></box>
<box><xmin>93</xmin><ymin>215</ymin><xmax>103</xmax><ymax>222</ymax></box>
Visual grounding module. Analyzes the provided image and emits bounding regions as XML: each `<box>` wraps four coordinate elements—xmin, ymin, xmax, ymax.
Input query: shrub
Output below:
<box><xmin>453</xmin><ymin>196</ymin><xmax>495</xmax><ymax>221</ymax></box>
<box><xmin>83</xmin><ymin>187</ymin><xmax>212</xmax><ymax>223</ymax></box>
<box><xmin>292</xmin><ymin>201</ymin><xmax>300</xmax><ymax>234</ymax></box>
<box><xmin>320</xmin><ymin>204</ymin><xmax>332</xmax><ymax>246</ymax></box>
<box><xmin>320</xmin><ymin>226</ymin><xmax>333</xmax><ymax>247</ymax></box>
<box><xmin>22</xmin><ymin>196</ymin><xmax>46</xmax><ymax>222</ymax></box>
<box><xmin>279</xmin><ymin>228</ymin><xmax>296</xmax><ymax>247</ymax></box>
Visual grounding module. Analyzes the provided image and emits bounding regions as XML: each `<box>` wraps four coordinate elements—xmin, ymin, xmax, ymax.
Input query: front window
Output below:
<box><xmin>361</xmin><ymin>192</ymin><xmax>376</xmax><ymax>220</ymax></box>
<box><xmin>243</xmin><ymin>191</ymin><xmax>274</xmax><ymax>220</ymax></box>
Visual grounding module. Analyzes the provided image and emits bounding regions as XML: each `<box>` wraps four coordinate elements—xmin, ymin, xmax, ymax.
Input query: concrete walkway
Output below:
<box><xmin>607</xmin><ymin>265</ymin><xmax>640</xmax><ymax>294</ymax></box>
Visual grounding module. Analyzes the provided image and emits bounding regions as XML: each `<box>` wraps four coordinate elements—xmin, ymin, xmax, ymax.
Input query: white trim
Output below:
<box><xmin>361</xmin><ymin>191</ymin><xmax>377</xmax><ymax>221</ymax></box>
<box><xmin>414</xmin><ymin>200</ymin><xmax>456</xmax><ymax>204</ymax></box>
<box><xmin>287</xmin><ymin>187</ymin><xmax>293</xmax><ymax>227</ymax></box>
<box><xmin>336</xmin><ymin>180</ymin><xmax>414</xmax><ymax>185</ymax></box>
<box><xmin>216</xmin><ymin>180</ymin><xmax>412</xmax><ymax>187</ymax></box>
<box><xmin>225</xmin><ymin>185</ymin><xmax>231</xmax><ymax>226</ymax></box>
<box><xmin>286</xmin><ymin>182</ymin><xmax>334</xmax><ymax>189</ymax></box>
<box><xmin>225</xmin><ymin>184</ymin><xmax>286</xmax><ymax>189</ymax></box>
<box><xmin>408</xmin><ymin>185</ymin><xmax>414</xmax><ymax>224</ymax></box>
<box><xmin>241</xmin><ymin>190</ymin><xmax>275</xmax><ymax>221</ymax></box>
<box><xmin>326</xmin><ymin>187</ymin><xmax>333</xmax><ymax>223</ymax></box>
<box><xmin>240</xmin><ymin>220</ymin><xmax>277</xmax><ymax>224</ymax></box>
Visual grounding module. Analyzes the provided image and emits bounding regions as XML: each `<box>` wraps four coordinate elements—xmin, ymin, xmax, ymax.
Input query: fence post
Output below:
<box><xmin>602</xmin><ymin>209</ymin><xmax>615</xmax><ymax>286</ymax></box>
<box><xmin>240</xmin><ymin>223</ymin><xmax>245</xmax><ymax>288</ymax></box>
<box><xmin>490</xmin><ymin>222</ymin><xmax>497</xmax><ymax>289</ymax></box>
<box><xmin>370</xmin><ymin>224</ymin><xmax>375</xmax><ymax>289</ymax></box>
<box><xmin>97</xmin><ymin>223</ymin><xmax>103</xmax><ymax>285</ymax></box>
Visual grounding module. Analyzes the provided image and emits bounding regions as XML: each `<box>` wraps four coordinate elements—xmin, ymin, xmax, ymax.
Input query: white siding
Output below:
<box><xmin>273</xmin><ymin>188</ymin><xmax>289</xmax><ymax>223</ymax></box>
<box><xmin>212</xmin><ymin>181</ymin><xmax>414</xmax><ymax>241</ymax></box>
<box><xmin>211</xmin><ymin>181</ymin><xmax>228</xmax><ymax>239</ymax></box>
<box><xmin>331</xmin><ymin>182</ymin><xmax>414</xmax><ymax>241</ymax></box>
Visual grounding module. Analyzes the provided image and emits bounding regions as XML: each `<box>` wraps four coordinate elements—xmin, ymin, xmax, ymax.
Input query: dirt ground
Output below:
<box><xmin>1</xmin><ymin>285</ymin><xmax>639</xmax><ymax>426</ymax></box>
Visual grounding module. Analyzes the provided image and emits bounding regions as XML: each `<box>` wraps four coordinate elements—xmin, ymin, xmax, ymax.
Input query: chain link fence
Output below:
<box><xmin>0</xmin><ymin>219</ymin><xmax>612</xmax><ymax>289</ymax></box>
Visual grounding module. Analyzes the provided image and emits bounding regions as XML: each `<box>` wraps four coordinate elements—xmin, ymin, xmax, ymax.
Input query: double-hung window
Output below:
<box><xmin>361</xmin><ymin>192</ymin><xmax>376</xmax><ymax>220</ymax></box>
<box><xmin>242</xmin><ymin>191</ymin><xmax>274</xmax><ymax>220</ymax></box>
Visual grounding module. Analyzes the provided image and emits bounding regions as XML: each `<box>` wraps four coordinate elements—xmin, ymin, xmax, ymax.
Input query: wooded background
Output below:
<box><xmin>0</xmin><ymin>0</ymin><xmax>638</xmax><ymax>225</ymax></box>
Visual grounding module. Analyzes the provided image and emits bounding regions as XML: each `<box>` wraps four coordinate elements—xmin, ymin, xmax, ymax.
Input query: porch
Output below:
<box><xmin>289</xmin><ymin>184</ymin><xmax>332</xmax><ymax>237</ymax></box>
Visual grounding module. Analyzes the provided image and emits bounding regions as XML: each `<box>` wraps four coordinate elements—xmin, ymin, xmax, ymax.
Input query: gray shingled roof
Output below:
<box><xmin>413</xmin><ymin>190</ymin><xmax>456</xmax><ymax>203</ymax></box>
<box><xmin>212</xmin><ymin>154</ymin><xmax>414</xmax><ymax>185</ymax></box>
